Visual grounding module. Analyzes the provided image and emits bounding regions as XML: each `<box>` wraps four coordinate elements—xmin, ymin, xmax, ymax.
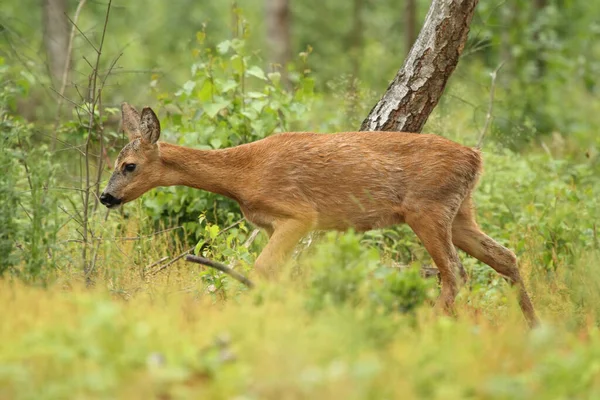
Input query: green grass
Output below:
<box><xmin>1</xmin><ymin>253</ymin><xmax>600</xmax><ymax>399</ymax></box>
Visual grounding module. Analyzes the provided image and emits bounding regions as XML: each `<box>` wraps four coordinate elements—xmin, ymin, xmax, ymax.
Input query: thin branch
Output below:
<box><xmin>149</xmin><ymin>219</ymin><xmax>246</xmax><ymax>275</ymax></box>
<box><xmin>476</xmin><ymin>62</ymin><xmax>504</xmax><ymax>149</ymax></box>
<box><xmin>82</xmin><ymin>55</ymin><xmax>95</xmax><ymax>71</ymax></box>
<box><xmin>59</xmin><ymin>205</ymin><xmax>84</xmax><ymax>228</ymax></box>
<box><xmin>64</xmin><ymin>226</ymin><xmax>184</xmax><ymax>242</ymax></box>
<box><xmin>15</xmin><ymin>134</ymin><xmax>34</xmax><ymax>192</ymax></box>
<box><xmin>65</xmin><ymin>11</ymin><xmax>98</xmax><ymax>53</ymax></box>
<box><xmin>150</xmin><ymin>248</ymin><xmax>193</xmax><ymax>275</ymax></box>
<box><xmin>88</xmin><ymin>208</ymin><xmax>110</xmax><ymax>279</ymax></box>
<box><xmin>49</xmin><ymin>86</ymin><xmax>89</xmax><ymax>113</ymax></box>
<box><xmin>97</xmin><ymin>52</ymin><xmax>122</xmax><ymax>102</ymax></box>
<box><xmin>219</xmin><ymin>218</ymin><xmax>246</xmax><ymax>235</ymax></box>
<box><xmin>243</xmin><ymin>228</ymin><xmax>260</xmax><ymax>248</ymax></box>
<box><xmin>82</xmin><ymin>0</ymin><xmax>113</xmax><ymax>283</ymax></box>
<box><xmin>92</xmin><ymin>53</ymin><xmax>122</xmax><ymax>212</ymax></box>
<box><xmin>145</xmin><ymin>256</ymin><xmax>169</xmax><ymax>271</ymax></box>
<box><xmin>115</xmin><ymin>226</ymin><xmax>184</xmax><ymax>241</ymax></box>
<box><xmin>52</xmin><ymin>0</ymin><xmax>87</xmax><ymax>150</ymax></box>
<box><xmin>16</xmin><ymin>199</ymin><xmax>33</xmax><ymax>222</ymax></box>
<box><xmin>186</xmin><ymin>255</ymin><xmax>255</xmax><ymax>288</ymax></box>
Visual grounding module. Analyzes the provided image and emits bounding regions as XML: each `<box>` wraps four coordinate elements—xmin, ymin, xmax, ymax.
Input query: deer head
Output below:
<box><xmin>99</xmin><ymin>103</ymin><xmax>163</xmax><ymax>208</ymax></box>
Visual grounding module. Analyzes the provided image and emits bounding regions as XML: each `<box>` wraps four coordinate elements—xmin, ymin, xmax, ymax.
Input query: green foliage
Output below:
<box><xmin>473</xmin><ymin>148</ymin><xmax>600</xmax><ymax>271</ymax></box>
<box><xmin>193</xmin><ymin>216</ymin><xmax>257</xmax><ymax>298</ymax></box>
<box><xmin>470</xmin><ymin>0</ymin><xmax>600</xmax><ymax>145</ymax></box>
<box><xmin>305</xmin><ymin>231</ymin><xmax>434</xmax><ymax>314</ymax></box>
<box><xmin>373</xmin><ymin>264</ymin><xmax>433</xmax><ymax>314</ymax></box>
<box><xmin>306</xmin><ymin>231</ymin><xmax>379</xmax><ymax>310</ymax></box>
<box><xmin>0</xmin><ymin>61</ymin><xmax>60</xmax><ymax>280</ymax></box>
<box><xmin>142</xmin><ymin>29</ymin><xmax>315</xmax><ymax>241</ymax></box>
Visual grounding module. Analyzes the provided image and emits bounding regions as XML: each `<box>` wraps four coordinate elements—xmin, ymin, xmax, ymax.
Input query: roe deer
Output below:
<box><xmin>100</xmin><ymin>103</ymin><xmax>538</xmax><ymax>327</ymax></box>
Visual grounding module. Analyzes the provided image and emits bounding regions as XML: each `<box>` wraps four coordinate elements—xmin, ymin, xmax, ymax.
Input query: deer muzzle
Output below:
<box><xmin>99</xmin><ymin>192</ymin><xmax>122</xmax><ymax>208</ymax></box>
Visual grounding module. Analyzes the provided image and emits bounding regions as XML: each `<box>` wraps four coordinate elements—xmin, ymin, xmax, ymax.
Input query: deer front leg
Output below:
<box><xmin>254</xmin><ymin>218</ymin><xmax>313</xmax><ymax>279</ymax></box>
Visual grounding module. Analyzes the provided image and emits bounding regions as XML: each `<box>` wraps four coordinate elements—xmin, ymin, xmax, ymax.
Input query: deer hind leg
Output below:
<box><xmin>254</xmin><ymin>218</ymin><xmax>313</xmax><ymax>279</ymax></box>
<box><xmin>406</xmin><ymin>205</ymin><xmax>464</xmax><ymax>313</ymax></box>
<box><xmin>451</xmin><ymin>197</ymin><xmax>539</xmax><ymax>327</ymax></box>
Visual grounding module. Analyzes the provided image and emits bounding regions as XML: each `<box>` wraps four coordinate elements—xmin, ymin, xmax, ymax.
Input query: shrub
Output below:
<box><xmin>144</xmin><ymin>29</ymin><xmax>315</xmax><ymax>243</ymax></box>
<box><xmin>0</xmin><ymin>60</ymin><xmax>61</xmax><ymax>280</ymax></box>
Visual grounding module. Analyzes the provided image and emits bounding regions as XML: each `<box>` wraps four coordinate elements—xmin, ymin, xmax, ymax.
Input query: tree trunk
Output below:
<box><xmin>43</xmin><ymin>0</ymin><xmax>69</xmax><ymax>87</ymax></box>
<box><xmin>265</xmin><ymin>0</ymin><xmax>292</xmax><ymax>80</ymax></box>
<box><xmin>532</xmin><ymin>0</ymin><xmax>547</xmax><ymax>78</ymax></box>
<box><xmin>360</xmin><ymin>0</ymin><xmax>479</xmax><ymax>132</ymax></box>
<box><xmin>347</xmin><ymin>0</ymin><xmax>364</xmax><ymax>114</ymax></box>
<box><xmin>349</xmin><ymin>0</ymin><xmax>364</xmax><ymax>81</ymax></box>
<box><xmin>405</xmin><ymin>0</ymin><xmax>417</xmax><ymax>55</ymax></box>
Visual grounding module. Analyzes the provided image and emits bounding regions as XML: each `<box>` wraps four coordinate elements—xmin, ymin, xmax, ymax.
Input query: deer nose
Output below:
<box><xmin>99</xmin><ymin>192</ymin><xmax>122</xmax><ymax>208</ymax></box>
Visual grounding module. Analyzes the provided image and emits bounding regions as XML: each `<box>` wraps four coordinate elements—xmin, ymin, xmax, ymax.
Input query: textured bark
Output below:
<box><xmin>360</xmin><ymin>0</ymin><xmax>479</xmax><ymax>132</ymax></box>
<box><xmin>265</xmin><ymin>0</ymin><xmax>292</xmax><ymax>78</ymax></box>
<box><xmin>43</xmin><ymin>0</ymin><xmax>69</xmax><ymax>86</ymax></box>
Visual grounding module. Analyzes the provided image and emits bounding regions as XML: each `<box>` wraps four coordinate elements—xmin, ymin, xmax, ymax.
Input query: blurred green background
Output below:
<box><xmin>2</xmin><ymin>2</ymin><xmax>600</xmax><ymax>398</ymax></box>
<box><xmin>2</xmin><ymin>0</ymin><xmax>599</xmax><ymax>141</ymax></box>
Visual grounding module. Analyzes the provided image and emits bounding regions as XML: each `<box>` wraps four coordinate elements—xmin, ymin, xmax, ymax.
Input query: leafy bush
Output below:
<box><xmin>0</xmin><ymin>60</ymin><xmax>61</xmax><ymax>280</ymax></box>
<box><xmin>305</xmin><ymin>231</ymin><xmax>433</xmax><ymax>314</ymax></box>
<box><xmin>192</xmin><ymin>216</ymin><xmax>258</xmax><ymax>299</ymax></box>
<box><xmin>372</xmin><ymin>265</ymin><xmax>434</xmax><ymax>314</ymax></box>
<box><xmin>143</xmin><ymin>29</ymin><xmax>315</xmax><ymax>242</ymax></box>
<box><xmin>471</xmin><ymin>1</ymin><xmax>600</xmax><ymax>145</ymax></box>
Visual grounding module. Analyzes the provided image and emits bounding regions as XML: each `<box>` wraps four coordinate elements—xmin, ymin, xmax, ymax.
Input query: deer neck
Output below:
<box><xmin>157</xmin><ymin>142</ymin><xmax>246</xmax><ymax>201</ymax></box>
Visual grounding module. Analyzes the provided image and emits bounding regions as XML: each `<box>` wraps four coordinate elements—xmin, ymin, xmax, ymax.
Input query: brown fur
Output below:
<box><xmin>101</xmin><ymin>103</ymin><xmax>539</xmax><ymax>327</ymax></box>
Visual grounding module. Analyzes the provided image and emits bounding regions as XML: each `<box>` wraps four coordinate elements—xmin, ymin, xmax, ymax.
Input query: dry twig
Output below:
<box><xmin>149</xmin><ymin>219</ymin><xmax>247</xmax><ymax>275</ymax></box>
<box><xmin>476</xmin><ymin>62</ymin><xmax>504</xmax><ymax>149</ymax></box>
<box><xmin>185</xmin><ymin>255</ymin><xmax>255</xmax><ymax>288</ymax></box>
<box><xmin>52</xmin><ymin>0</ymin><xmax>87</xmax><ymax>151</ymax></box>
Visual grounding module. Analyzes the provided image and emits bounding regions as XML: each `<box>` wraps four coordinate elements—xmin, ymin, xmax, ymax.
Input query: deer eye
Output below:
<box><xmin>124</xmin><ymin>163</ymin><xmax>136</xmax><ymax>172</ymax></box>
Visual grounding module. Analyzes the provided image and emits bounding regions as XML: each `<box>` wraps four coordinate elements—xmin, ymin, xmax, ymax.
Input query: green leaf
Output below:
<box><xmin>241</xmin><ymin>109</ymin><xmax>258</xmax><ymax>120</ymax></box>
<box><xmin>247</xmin><ymin>91</ymin><xmax>267</xmax><ymax>99</ymax></box>
<box><xmin>197</xmin><ymin>81</ymin><xmax>214</xmax><ymax>102</ymax></box>
<box><xmin>220</xmin><ymin>79</ymin><xmax>238</xmax><ymax>93</ymax></box>
<box><xmin>267</xmin><ymin>72</ymin><xmax>281</xmax><ymax>85</ymax></box>
<box><xmin>203</xmin><ymin>100</ymin><xmax>230</xmax><ymax>119</ymax></box>
<box><xmin>230</xmin><ymin>55</ymin><xmax>245</xmax><ymax>75</ymax></box>
<box><xmin>182</xmin><ymin>80</ymin><xmax>196</xmax><ymax>95</ymax></box>
<box><xmin>246</xmin><ymin>66</ymin><xmax>267</xmax><ymax>80</ymax></box>
<box><xmin>210</xmin><ymin>138</ymin><xmax>222</xmax><ymax>149</ymax></box>
<box><xmin>208</xmin><ymin>225</ymin><xmax>220</xmax><ymax>240</ymax></box>
<box><xmin>251</xmin><ymin>99</ymin><xmax>268</xmax><ymax>114</ymax></box>
<box><xmin>217</xmin><ymin>40</ymin><xmax>232</xmax><ymax>54</ymax></box>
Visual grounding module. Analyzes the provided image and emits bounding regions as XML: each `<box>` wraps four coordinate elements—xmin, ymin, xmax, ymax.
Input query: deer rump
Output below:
<box><xmin>235</xmin><ymin>131</ymin><xmax>482</xmax><ymax>233</ymax></box>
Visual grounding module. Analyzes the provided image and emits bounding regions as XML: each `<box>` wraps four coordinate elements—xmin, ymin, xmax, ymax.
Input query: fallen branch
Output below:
<box><xmin>185</xmin><ymin>255</ymin><xmax>255</xmax><ymax>288</ymax></box>
<box><xmin>149</xmin><ymin>218</ymin><xmax>247</xmax><ymax>275</ymax></box>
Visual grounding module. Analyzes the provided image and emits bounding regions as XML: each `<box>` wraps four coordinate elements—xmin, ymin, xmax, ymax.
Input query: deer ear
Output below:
<box><xmin>121</xmin><ymin>102</ymin><xmax>141</xmax><ymax>141</ymax></box>
<box><xmin>140</xmin><ymin>107</ymin><xmax>161</xmax><ymax>145</ymax></box>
